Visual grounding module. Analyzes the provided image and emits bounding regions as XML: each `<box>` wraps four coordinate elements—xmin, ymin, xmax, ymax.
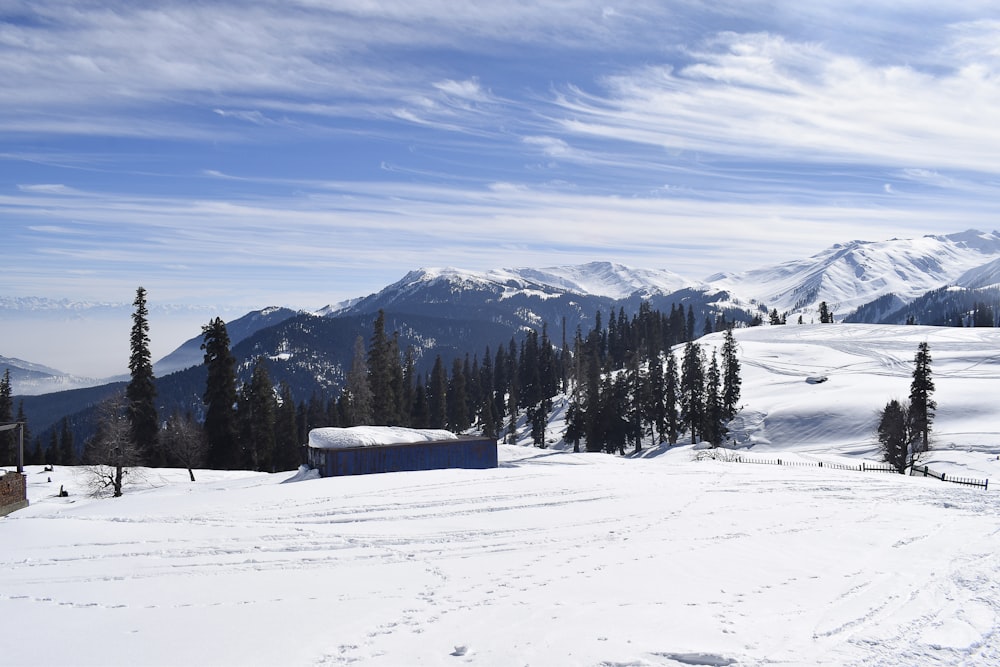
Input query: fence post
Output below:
<box><xmin>941</xmin><ymin>473</ymin><xmax>946</xmax><ymax>482</ymax></box>
<box><xmin>819</xmin><ymin>461</ymin><xmax>823</xmax><ymax>467</ymax></box>
<box><xmin>862</xmin><ymin>462</ymin><xmax>866</xmax><ymax>472</ymax></box>
<box><xmin>778</xmin><ymin>459</ymin><xmax>782</xmax><ymax>466</ymax></box>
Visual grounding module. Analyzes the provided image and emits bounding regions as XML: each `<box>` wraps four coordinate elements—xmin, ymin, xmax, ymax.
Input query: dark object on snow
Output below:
<box><xmin>806</xmin><ymin>375</ymin><xmax>828</xmax><ymax>384</ymax></box>
<box><xmin>308</xmin><ymin>436</ymin><xmax>498</xmax><ymax>478</ymax></box>
<box><xmin>58</xmin><ymin>485</ymin><xmax>69</xmax><ymax>498</ymax></box>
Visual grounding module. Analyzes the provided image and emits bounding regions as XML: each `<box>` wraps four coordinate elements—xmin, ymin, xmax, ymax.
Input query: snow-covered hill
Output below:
<box><xmin>704</xmin><ymin>229</ymin><xmax>1000</xmax><ymax>318</ymax></box>
<box><xmin>0</xmin><ymin>355</ymin><xmax>104</xmax><ymax>396</ymax></box>
<box><xmin>4</xmin><ymin>445</ymin><xmax>998</xmax><ymax>666</ymax></box>
<box><xmin>4</xmin><ymin>322</ymin><xmax>1000</xmax><ymax>665</ymax></box>
<box><xmin>521</xmin><ymin>323</ymin><xmax>1000</xmax><ymax>483</ymax></box>
<box><xmin>709</xmin><ymin>323</ymin><xmax>1000</xmax><ymax>480</ymax></box>
<box><xmin>328</xmin><ymin>230</ymin><xmax>1000</xmax><ymax>328</ymax></box>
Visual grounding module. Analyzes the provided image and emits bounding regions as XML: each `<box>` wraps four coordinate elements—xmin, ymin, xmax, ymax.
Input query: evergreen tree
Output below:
<box><xmin>908</xmin><ymin>341</ymin><xmax>936</xmax><ymax>456</ymax></box>
<box><xmin>46</xmin><ymin>429</ymin><xmax>59</xmax><ymax>465</ymax></box>
<box><xmin>273</xmin><ymin>383</ymin><xmax>300</xmax><ymax>471</ymax></box>
<box><xmin>644</xmin><ymin>349</ymin><xmax>667</xmax><ymax>445</ymax></box>
<box><xmin>973</xmin><ymin>302</ymin><xmax>995</xmax><ymax>327</ymax></box>
<box><xmin>0</xmin><ymin>369</ymin><xmax>12</xmax><ymax>464</ymax></box>
<box><xmin>126</xmin><ymin>287</ymin><xmax>159</xmax><ymax>465</ymax></box>
<box><xmin>401</xmin><ymin>346</ymin><xmax>417</xmax><ymax>425</ymax></box>
<box><xmin>664</xmin><ymin>350</ymin><xmax>681</xmax><ymax>445</ymax></box>
<box><xmin>582</xmin><ymin>339</ymin><xmax>603</xmax><ymax>452</ymax></box>
<box><xmin>202</xmin><ymin>317</ymin><xmax>239</xmax><ymax>469</ymax></box>
<box><xmin>427</xmin><ymin>356</ymin><xmax>448</xmax><ymax>429</ymax></box>
<box><xmin>878</xmin><ymin>399</ymin><xmax>910</xmax><ymax>474</ymax></box>
<box><xmin>239</xmin><ymin>356</ymin><xmax>276</xmax><ymax>471</ymax></box>
<box><xmin>59</xmin><ymin>417</ymin><xmax>75</xmax><ymax>465</ymax></box>
<box><xmin>721</xmin><ymin>328</ymin><xmax>741</xmax><ymax>421</ymax></box>
<box><xmin>563</xmin><ymin>399</ymin><xmax>583</xmax><ymax>452</ymax></box>
<box><xmin>702</xmin><ymin>352</ymin><xmax>726</xmax><ymax>446</ymax></box>
<box><xmin>680</xmin><ymin>342</ymin><xmax>706</xmax><ymax>443</ymax></box>
<box><xmin>818</xmin><ymin>301</ymin><xmax>833</xmax><ymax>324</ymax></box>
<box><xmin>15</xmin><ymin>401</ymin><xmax>30</xmax><ymax>466</ymax></box>
<box><xmin>367</xmin><ymin>310</ymin><xmax>400</xmax><ymax>425</ymax></box>
<box><xmin>410</xmin><ymin>379</ymin><xmax>430</xmax><ymax>428</ymax></box>
<box><xmin>447</xmin><ymin>357</ymin><xmax>470</xmax><ymax>432</ymax></box>
<box><xmin>343</xmin><ymin>336</ymin><xmax>372</xmax><ymax>426</ymax></box>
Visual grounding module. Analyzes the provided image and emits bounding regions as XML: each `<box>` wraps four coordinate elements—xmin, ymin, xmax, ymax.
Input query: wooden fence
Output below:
<box><xmin>909</xmin><ymin>464</ymin><xmax>989</xmax><ymax>490</ymax></box>
<box><xmin>719</xmin><ymin>454</ymin><xmax>989</xmax><ymax>490</ymax></box>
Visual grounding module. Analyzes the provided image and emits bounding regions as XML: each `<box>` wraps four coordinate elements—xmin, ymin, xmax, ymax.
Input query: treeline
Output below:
<box><xmin>301</xmin><ymin>302</ymin><xmax>741</xmax><ymax>457</ymax></box>
<box><xmin>4</xmin><ymin>298</ymin><xmax>743</xmax><ymax>476</ymax></box>
<box><xmin>564</xmin><ymin>303</ymin><xmax>741</xmax><ymax>454</ymax></box>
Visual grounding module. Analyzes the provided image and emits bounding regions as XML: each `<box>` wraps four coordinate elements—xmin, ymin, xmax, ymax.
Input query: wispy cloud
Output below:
<box><xmin>552</xmin><ymin>31</ymin><xmax>1000</xmax><ymax>174</ymax></box>
<box><xmin>3</xmin><ymin>0</ymin><xmax>1000</xmax><ymax>316</ymax></box>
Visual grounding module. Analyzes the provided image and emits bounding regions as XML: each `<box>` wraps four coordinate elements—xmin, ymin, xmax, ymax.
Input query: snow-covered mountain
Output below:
<box><xmin>153</xmin><ymin>306</ymin><xmax>299</xmax><ymax>376</ymax></box>
<box><xmin>0</xmin><ymin>356</ymin><xmax>105</xmax><ymax>396</ymax></box>
<box><xmin>705</xmin><ymin>229</ymin><xmax>1000</xmax><ymax>318</ymax></box>
<box><xmin>328</xmin><ymin>230</ymin><xmax>1000</xmax><ymax>327</ymax></box>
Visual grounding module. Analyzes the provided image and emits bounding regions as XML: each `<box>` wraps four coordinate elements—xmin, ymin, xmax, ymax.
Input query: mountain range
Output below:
<box><xmin>7</xmin><ymin>229</ymin><xmax>1000</xmax><ymax>443</ymax></box>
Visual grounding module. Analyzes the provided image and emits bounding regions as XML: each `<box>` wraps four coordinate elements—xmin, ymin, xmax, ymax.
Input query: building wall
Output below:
<box><xmin>0</xmin><ymin>471</ymin><xmax>28</xmax><ymax>516</ymax></box>
<box><xmin>309</xmin><ymin>437</ymin><xmax>498</xmax><ymax>477</ymax></box>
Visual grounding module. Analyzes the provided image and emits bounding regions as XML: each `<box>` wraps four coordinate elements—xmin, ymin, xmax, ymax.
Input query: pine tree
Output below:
<box><xmin>818</xmin><ymin>301</ymin><xmax>833</xmax><ymax>324</ymax></box>
<box><xmin>367</xmin><ymin>310</ymin><xmax>400</xmax><ymax>425</ymax></box>
<box><xmin>410</xmin><ymin>380</ymin><xmax>430</xmax><ymax>428</ymax></box>
<box><xmin>46</xmin><ymin>429</ymin><xmax>59</xmax><ymax>465</ymax></box>
<box><xmin>447</xmin><ymin>357</ymin><xmax>470</xmax><ymax>432</ymax></box>
<box><xmin>239</xmin><ymin>356</ymin><xmax>276</xmax><ymax>471</ymax></box>
<box><xmin>702</xmin><ymin>351</ymin><xmax>726</xmax><ymax>446</ymax></box>
<box><xmin>721</xmin><ymin>328</ymin><xmax>741</xmax><ymax>421</ymax></box>
<box><xmin>15</xmin><ymin>401</ymin><xmax>30</xmax><ymax>467</ymax></box>
<box><xmin>908</xmin><ymin>341</ymin><xmax>936</xmax><ymax>456</ymax></box>
<box><xmin>273</xmin><ymin>383</ymin><xmax>300</xmax><ymax>471</ymax></box>
<box><xmin>644</xmin><ymin>349</ymin><xmax>667</xmax><ymax>445</ymax></box>
<box><xmin>680</xmin><ymin>342</ymin><xmax>705</xmax><ymax>444</ymax></box>
<box><xmin>0</xmin><ymin>369</ymin><xmax>12</xmax><ymax>464</ymax></box>
<box><xmin>878</xmin><ymin>399</ymin><xmax>910</xmax><ymax>474</ymax></box>
<box><xmin>126</xmin><ymin>287</ymin><xmax>159</xmax><ymax>465</ymax></box>
<box><xmin>428</xmin><ymin>356</ymin><xmax>448</xmax><ymax>429</ymax></box>
<box><xmin>202</xmin><ymin>317</ymin><xmax>239</xmax><ymax>469</ymax></box>
<box><xmin>59</xmin><ymin>417</ymin><xmax>75</xmax><ymax>465</ymax></box>
<box><xmin>343</xmin><ymin>336</ymin><xmax>372</xmax><ymax>426</ymax></box>
<box><xmin>664</xmin><ymin>350</ymin><xmax>680</xmax><ymax>445</ymax></box>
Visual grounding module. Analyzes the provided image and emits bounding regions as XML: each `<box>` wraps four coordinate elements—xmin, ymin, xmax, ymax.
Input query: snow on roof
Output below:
<box><xmin>308</xmin><ymin>426</ymin><xmax>458</xmax><ymax>449</ymax></box>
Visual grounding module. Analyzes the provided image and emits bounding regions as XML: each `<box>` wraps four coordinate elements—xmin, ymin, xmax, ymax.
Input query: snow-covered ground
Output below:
<box><xmin>3</xmin><ymin>323</ymin><xmax>1000</xmax><ymax>666</ymax></box>
<box><xmin>3</xmin><ymin>450</ymin><xmax>998</xmax><ymax>667</ymax></box>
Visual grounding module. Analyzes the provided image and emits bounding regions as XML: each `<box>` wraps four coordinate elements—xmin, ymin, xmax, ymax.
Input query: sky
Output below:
<box><xmin>3</xmin><ymin>1</ymin><xmax>1000</xmax><ymax>312</ymax></box>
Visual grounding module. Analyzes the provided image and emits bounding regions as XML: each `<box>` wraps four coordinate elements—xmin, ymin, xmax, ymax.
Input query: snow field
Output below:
<box><xmin>3</xmin><ymin>446</ymin><xmax>999</xmax><ymax>667</ymax></box>
<box><xmin>4</xmin><ymin>323</ymin><xmax>1000</xmax><ymax>665</ymax></box>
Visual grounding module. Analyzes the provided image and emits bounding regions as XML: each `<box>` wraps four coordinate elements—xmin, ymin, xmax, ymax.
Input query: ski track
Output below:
<box><xmin>3</xmin><ymin>452</ymin><xmax>999</xmax><ymax>667</ymax></box>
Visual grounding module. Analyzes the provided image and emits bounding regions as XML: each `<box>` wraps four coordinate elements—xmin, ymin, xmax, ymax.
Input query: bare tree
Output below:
<box><xmin>163</xmin><ymin>412</ymin><xmax>207</xmax><ymax>482</ymax></box>
<box><xmin>83</xmin><ymin>393</ymin><xmax>144</xmax><ymax>497</ymax></box>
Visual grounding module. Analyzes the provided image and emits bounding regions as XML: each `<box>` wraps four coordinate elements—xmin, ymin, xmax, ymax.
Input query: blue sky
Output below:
<box><xmin>3</xmin><ymin>1</ymin><xmax>1000</xmax><ymax>314</ymax></box>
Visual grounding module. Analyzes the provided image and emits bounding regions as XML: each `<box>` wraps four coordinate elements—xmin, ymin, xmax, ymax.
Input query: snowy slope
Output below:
<box><xmin>0</xmin><ymin>355</ymin><xmax>104</xmax><ymax>396</ymax></box>
<box><xmin>2</xmin><ymin>450</ymin><xmax>998</xmax><ymax>667</ymax></box>
<box><xmin>705</xmin><ymin>230</ymin><xmax>1000</xmax><ymax>318</ymax></box>
<box><xmin>4</xmin><ymin>322</ymin><xmax>1000</xmax><ymax>665</ymax></box>
<box><xmin>696</xmin><ymin>323</ymin><xmax>1000</xmax><ymax>480</ymax></box>
<box><xmin>514</xmin><ymin>261</ymin><xmax>693</xmax><ymax>299</ymax></box>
